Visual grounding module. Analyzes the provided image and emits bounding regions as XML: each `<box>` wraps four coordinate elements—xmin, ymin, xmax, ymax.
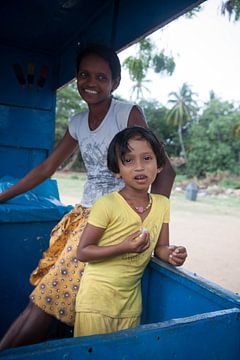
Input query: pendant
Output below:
<box><xmin>134</xmin><ymin>194</ymin><xmax>152</xmax><ymax>214</ymax></box>
<box><xmin>136</xmin><ymin>206</ymin><xmax>144</xmax><ymax>214</ymax></box>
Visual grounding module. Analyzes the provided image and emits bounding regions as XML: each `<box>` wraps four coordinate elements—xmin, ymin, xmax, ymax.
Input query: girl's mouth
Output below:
<box><xmin>134</xmin><ymin>175</ymin><xmax>147</xmax><ymax>181</ymax></box>
<box><xmin>84</xmin><ymin>89</ymin><xmax>98</xmax><ymax>95</ymax></box>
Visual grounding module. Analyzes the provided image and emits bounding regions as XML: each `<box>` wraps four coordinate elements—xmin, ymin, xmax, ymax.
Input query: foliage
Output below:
<box><xmin>138</xmin><ymin>99</ymin><xmax>179</xmax><ymax>157</ymax></box>
<box><xmin>166</xmin><ymin>83</ymin><xmax>198</xmax><ymax>126</ymax></box>
<box><xmin>221</xmin><ymin>0</ymin><xmax>240</xmax><ymax>21</ymax></box>
<box><xmin>186</xmin><ymin>97</ymin><xmax>240</xmax><ymax>177</ymax></box>
<box><xmin>55</xmin><ymin>81</ymin><xmax>86</xmax><ymax>145</ymax></box>
<box><xmin>166</xmin><ymin>83</ymin><xmax>199</xmax><ymax>160</ymax></box>
<box><xmin>55</xmin><ymin>81</ymin><xmax>87</xmax><ymax>170</ymax></box>
<box><xmin>185</xmin><ymin>5</ymin><xmax>202</xmax><ymax>18</ymax></box>
<box><xmin>219</xmin><ymin>176</ymin><xmax>240</xmax><ymax>188</ymax></box>
<box><xmin>123</xmin><ymin>38</ymin><xmax>175</xmax><ymax>100</ymax></box>
<box><xmin>187</xmin><ymin>1</ymin><xmax>240</xmax><ymax>21</ymax></box>
<box><xmin>55</xmin><ymin>84</ymin><xmax>240</xmax><ymax>177</ymax></box>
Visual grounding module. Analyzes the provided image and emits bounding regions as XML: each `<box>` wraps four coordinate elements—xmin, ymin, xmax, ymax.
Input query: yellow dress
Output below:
<box><xmin>75</xmin><ymin>192</ymin><xmax>170</xmax><ymax>336</ymax></box>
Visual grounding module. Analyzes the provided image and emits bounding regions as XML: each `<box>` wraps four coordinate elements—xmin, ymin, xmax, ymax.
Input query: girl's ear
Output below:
<box><xmin>114</xmin><ymin>173</ymin><xmax>122</xmax><ymax>179</ymax></box>
<box><xmin>157</xmin><ymin>167</ymin><xmax>163</xmax><ymax>174</ymax></box>
<box><xmin>111</xmin><ymin>77</ymin><xmax>121</xmax><ymax>92</ymax></box>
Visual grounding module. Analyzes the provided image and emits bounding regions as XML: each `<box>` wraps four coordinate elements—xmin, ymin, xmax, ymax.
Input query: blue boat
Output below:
<box><xmin>0</xmin><ymin>1</ymin><xmax>239</xmax><ymax>359</ymax></box>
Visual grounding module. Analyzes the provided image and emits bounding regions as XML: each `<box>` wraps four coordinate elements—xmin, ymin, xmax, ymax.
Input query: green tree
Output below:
<box><xmin>166</xmin><ymin>83</ymin><xmax>198</xmax><ymax>161</ymax></box>
<box><xmin>123</xmin><ymin>38</ymin><xmax>175</xmax><ymax>101</ymax></box>
<box><xmin>187</xmin><ymin>1</ymin><xmax>240</xmax><ymax>21</ymax></box>
<box><xmin>221</xmin><ymin>0</ymin><xmax>240</xmax><ymax>21</ymax></box>
<box><xmin>55</xmin><ymin>81</ymin><xmax>86</xmax><ymax>145</ymax></box>
<box><xmin>186</xmin><ymin>97</ymin><xmax>240</xmax><ymax>177</ymax></box>
<box><xmin>138</xmin><ymin>99</ymin><xmax>179</xmax><ymax>157</ymax></box>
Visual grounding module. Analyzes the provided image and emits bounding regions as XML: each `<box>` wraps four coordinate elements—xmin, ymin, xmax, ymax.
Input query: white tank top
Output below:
<box><xmin>68</xmin><ymin>98</ymin><xmax>134</xmax><ymax>207</ymax></box>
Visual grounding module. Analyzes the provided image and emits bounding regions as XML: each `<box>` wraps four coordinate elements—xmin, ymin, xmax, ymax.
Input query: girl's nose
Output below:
<box><xmin>86</xmin><ymin>76</ymin><xmax>95</xmax><ymax>86</ymax></box>
<box><xmin>134</xmin><ymin>159</ymin><xmax>144</xmax><ymax>171</ymax></box>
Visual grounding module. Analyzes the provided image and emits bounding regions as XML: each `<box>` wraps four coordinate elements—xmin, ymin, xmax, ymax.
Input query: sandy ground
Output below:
<box><xmin>170</xmin><ymin>205</ymin><xmax>240</xmax><ymax>295</ymax></box>
<box><xmin>60</xmin><ymin>193</ymin><xmax>240</xmax><ymax>295</ymax></box>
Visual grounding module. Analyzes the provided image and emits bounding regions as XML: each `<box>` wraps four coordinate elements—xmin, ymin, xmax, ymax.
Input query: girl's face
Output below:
<box><xmin>116</xmin><ymin>137</ymin><xmax>161</xmax><ymax>192</ymax></box>
<box><xmin>76</xmin><ymin>54</ymin><xmax>119</xmax><ymax>105</ymax></box>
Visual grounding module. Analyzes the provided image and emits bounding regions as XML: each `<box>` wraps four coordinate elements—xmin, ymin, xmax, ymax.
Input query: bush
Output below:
<box><xmin>219</xmin><ymin>177</ymin><xmax>240</xmax><ymax>189</ymax></box>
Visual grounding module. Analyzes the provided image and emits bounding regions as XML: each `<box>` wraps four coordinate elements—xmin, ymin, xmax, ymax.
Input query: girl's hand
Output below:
<box><xmin>168</xmin><ymin>246</ymin><xmax>187</xmax><ymax>266</ymax></box>
<box><xmin>121</xmin><ymin>230</ymin><xmax>150</xmax><ymax>254</ymax></box>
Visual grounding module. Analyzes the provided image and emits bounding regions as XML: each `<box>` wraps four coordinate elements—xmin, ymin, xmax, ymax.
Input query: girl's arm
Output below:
<box><xmin>150</xmin><ymin>155</ymin><xmax>176</xmax><ymax>199</ymax></box>
<box><xmin>0</xmin><ymin>130</ymin><xmax>78</xmax><ymax>202</ymax></box>
<box><xmin>127</xmin><ymin>106</ymin><xmax>176</xmax><ymax>198</ymax></box>
<box><xmin>154</xmin><ymin>223</ymin><xmax>187</xmax><ymax>266</ymax></box>
<box><xmin>77</xmin><ymin>223</ymin><xmax>150</xmax><ymax>262</ymax></box>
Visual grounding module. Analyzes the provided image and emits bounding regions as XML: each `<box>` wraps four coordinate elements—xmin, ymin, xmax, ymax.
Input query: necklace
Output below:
<box><xmin>134</xmin><ymin>194</ymin><xmax>152</xmax><ymax>214</ymax></box>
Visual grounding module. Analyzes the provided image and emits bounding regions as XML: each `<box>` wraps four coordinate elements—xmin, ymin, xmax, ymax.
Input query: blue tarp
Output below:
<box><xmin>0</xmin><ymin>176</ymin><xmax>73</xmax><ymax>222</ymax></box>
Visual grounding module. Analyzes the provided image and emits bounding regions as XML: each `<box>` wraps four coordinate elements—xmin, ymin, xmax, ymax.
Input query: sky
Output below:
<box><xmin>116</xmin><ymin>0</ymin><xmax>240</xmax><ymax>107</ymax></box>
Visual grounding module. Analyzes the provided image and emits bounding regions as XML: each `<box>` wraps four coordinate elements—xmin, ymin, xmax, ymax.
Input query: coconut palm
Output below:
<box><xmin>221</xmin><ymin>0</ymin><xmax>240</xmax><ymax>21</ymax></box>
<box><xmin>166</xmin><ymin>83</ymin><xmax>198</xmax><ymax>161</ymax></box>
<box><xmin>123</xmin><ymin>38</ymin><xmax>175</xmax><ymax>101</ymax></box>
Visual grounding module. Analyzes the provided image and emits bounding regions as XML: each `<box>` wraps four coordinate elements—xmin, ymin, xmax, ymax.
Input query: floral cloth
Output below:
<box><xmin>30</xmin><ymin>205</ymin><xmax>90</xmax><ymax>326</ymax></box>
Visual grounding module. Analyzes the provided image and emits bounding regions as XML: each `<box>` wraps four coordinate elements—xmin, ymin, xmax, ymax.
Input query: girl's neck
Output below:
<box><xmin>119</xmin><ymin>188</ymin><xmax>149</xmax><ymax>201</ymax></box>
<box><xmin>119</xmin><ymin>188</ymin><xmax>152</xmax><ymax>220</ymax></box>
<box><xmin>88</xmin><ymin>98</ymin><xmax>112</xmax><ymax>131</ymax></box>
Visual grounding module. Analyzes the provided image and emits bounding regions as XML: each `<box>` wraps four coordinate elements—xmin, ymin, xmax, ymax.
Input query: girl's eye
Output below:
<box><xmin>123</xmin><ymin>158</ymin><xmax>133</xmax><ymax>164</ymax></box>
<box><xmin>144</xmin><ymin>155</ymin><xmax>152</xmax><ymax>161</ymax></box>
<box><xmin>97</xmin><ymin>74</ymin><xmax>107</xmax><ymax>81</ymax></box>
<box><xmin>78</xmin><ymin>71</ymin><xmax>88</xmax><ymax>79</ymax></box>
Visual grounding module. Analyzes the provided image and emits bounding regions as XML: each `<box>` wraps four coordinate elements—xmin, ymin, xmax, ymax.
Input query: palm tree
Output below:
<box><xmin>166</xmin><ymin>83</ymin><xmax>198</xmax><ymax>161</ymax></box>
<box><xmin>123</xmin><ymin>38</ymin><xmax>175</xmax><ymax>101</ymax></box>
<box><xmin>221</xmin><ymin>0</ymin><xmax>240</xmax><ymax>21</ymax></box>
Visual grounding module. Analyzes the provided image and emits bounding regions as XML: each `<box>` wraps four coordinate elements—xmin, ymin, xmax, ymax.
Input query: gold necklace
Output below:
<box><xmin>134</xmin><ymin>194</ymin><xmax>152</xmax><ymax>214</ymax></box>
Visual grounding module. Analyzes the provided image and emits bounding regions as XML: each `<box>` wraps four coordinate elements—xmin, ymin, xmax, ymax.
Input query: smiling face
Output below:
<box><xmin>76</xmin><ymin>54</ymin><xmax>119</xmax><ymax>106</ymax></box>
<box><xmin>116</xmin><ymin>137</ymin><xmax>161</xmax><ymax>192</ymax></box>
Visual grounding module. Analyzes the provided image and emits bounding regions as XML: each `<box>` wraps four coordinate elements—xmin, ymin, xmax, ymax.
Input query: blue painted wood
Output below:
<box><xmin>0</xmin><ymin>309</ymin><xmax>239</xmax><ymax>359</ymax></box>
<box><xmin>0</xmin><ymin>45</ymin><xmax>56</xmax><ymax>178</ymax></box>
<box><xmin>143</xmin><ymin>258</ymin><xmax>240</xmax><ymax>323</ymax></box>
<box><xmin>0</xmin><ymin>256</ymin><xmax>239</xmax><ymax>359</ymax></box>
<box><xmin>0</xmin><ymin>106</ymin><xmax>55</xmax><ymax>149</ymax></box>
<box><xmin>0</xmin><ymin>178</ymin><xmax>72</xmax><ymax>337</ymax></box>
<box><xmin>0</xmin><ymin>46</ymin><xmax>55</xmax><ymax>109</ymax></box>
<box><xmin>0</xmin><ymin>146</ymin><xmax>48</xmax><ymax>179</ymax></box>
<box><xmin>0</xmin><ymin>221</ymin><xmax>58</xmax><ymax>338</ymax></box>
<box><xmin>0</xmin><ymin>103</ymin><xmax>55</xmax><ymax>178</ymax></box>
<box><xmin>0</xmin><ymin>1</ymin><xmax>204</xmax><ymax>89</ymax></box>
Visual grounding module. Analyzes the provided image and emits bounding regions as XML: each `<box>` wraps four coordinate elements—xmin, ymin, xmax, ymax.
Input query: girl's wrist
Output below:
<box><xmin>117</xmin><ymin>241</ymin><xmax>127</xmax><ymax>255</ymax></box>
<box><xmin>156</xmin><ymin>245</ymin><xmax>170</xmax><ymax>262</ymax></box>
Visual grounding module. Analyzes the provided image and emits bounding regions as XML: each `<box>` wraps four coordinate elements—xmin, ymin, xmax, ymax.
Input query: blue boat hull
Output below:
<box><xmin>1</xmin><ymin>259</ymin><xmax>239</xmax><ymax>359</ymax></box>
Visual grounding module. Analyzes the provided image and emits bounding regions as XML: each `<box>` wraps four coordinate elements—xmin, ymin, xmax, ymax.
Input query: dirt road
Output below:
<box><xmin>171</xmin><ymin>199</ymin><xmax>239</xmax><ymax>294</ymax></box>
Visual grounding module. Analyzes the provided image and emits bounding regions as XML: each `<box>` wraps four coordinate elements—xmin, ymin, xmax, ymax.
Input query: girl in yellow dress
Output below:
<box><xmin>74</xmin><ymin>126</ymin><xmax>187</xmax><ymax>337</ymax></box>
